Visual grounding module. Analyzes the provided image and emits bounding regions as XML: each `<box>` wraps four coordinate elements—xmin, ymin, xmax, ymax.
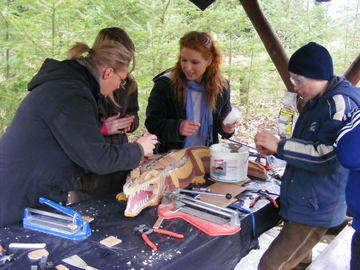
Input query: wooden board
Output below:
<box><xmin>307</xmin><ymin>225</ymin><xmax>354</xmax><ymax>270</ymax></box>
<box><xmin>199</xmin><ymin>179</ymin><xmax>249</xmax><ymax>207</ymax></box>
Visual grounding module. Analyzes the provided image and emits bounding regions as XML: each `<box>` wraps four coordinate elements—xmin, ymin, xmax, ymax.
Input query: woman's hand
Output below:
<box><xmin>136</xmin><ymin>134</ymin><xmax>158</xmax><ymax>157</ymax></box>
<box><xmin>254</xmin><ymin>130</ymin><xmax>279</xmax><ymax>156</ymax></box>
<box><xmin>222</xmin><ymin>122</ymin><xmax>238</xmax><ymax>134</ymax></box>
<box><xmin>179</xmin><ymin>120</ymin><xmax>201</xmax><ymax>136</ymax></box>
<box><xmin>103</xmin><ymin>114</ymin><xmax>135</xmax><ymax>135</ymax></box>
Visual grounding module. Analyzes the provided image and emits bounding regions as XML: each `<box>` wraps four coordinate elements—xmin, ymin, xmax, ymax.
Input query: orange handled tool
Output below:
<box><xmin>249</xmin><ymin>190</ymin><xmax>279</xmax><ymax>208</ymax></box>
<box><xmin>153</xmin><ymin>228</ymin><xmax>184</xmax><ymax>239</ymax></box>
<box><xmin>134</xmin><ymin>224</ymin><xmax>184</xmax><ymax>251</ymax></box>
<box><xmin>141</xmin><ymin>233</ymin><xmax>158</xmax><ymax>251</ymax></box>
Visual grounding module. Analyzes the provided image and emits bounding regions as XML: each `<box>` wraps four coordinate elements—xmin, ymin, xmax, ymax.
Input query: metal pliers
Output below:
<box><xmin>255</xmin><ymin>155</ymin><xmax>275</xmax><ymax>170</ymax></box>
<box><xmin>249</xmin><ymin>189</ymin><xmax>279</xmax><ymax>208</ymax></box>
<box><xmin>134</xmin><ymin>224</ymin><xmax>184</xmax><ymax>251</ymax></box>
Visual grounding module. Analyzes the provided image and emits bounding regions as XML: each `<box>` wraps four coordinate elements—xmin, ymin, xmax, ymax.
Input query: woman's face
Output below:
<box><xmin>180</xmin><ymin>47</ymin><xmax>211</xmax><ymax>83</ymax></box>
<box><xmin>99</xmin><ymin>67</ymin><xmax>128</xmax><ymax>96</ymax></box>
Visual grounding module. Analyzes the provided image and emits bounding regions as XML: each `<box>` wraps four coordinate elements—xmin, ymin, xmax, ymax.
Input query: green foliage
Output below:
<box><xmin>0</xmin><ymin>0</ymin><xmax>359</xmax><ymax>138</ymax></box>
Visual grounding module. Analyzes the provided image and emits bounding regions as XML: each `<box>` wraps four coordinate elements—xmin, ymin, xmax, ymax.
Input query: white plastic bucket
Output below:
<box><xmin>210</xmin><ymin>143</ymin><xmax>249</xmax><ymax>182</ymax></box>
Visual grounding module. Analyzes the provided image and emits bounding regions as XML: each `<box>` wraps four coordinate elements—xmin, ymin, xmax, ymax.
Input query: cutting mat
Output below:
<box><xmin>199</xmin><ymin>179</ymin><xmax>249</xmax><ymax>207</ymax></box>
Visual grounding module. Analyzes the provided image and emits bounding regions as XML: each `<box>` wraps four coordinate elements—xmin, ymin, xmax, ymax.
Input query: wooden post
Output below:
<box><xmin>344</xmin><ymin>54</ymin><xmax>360</xmax><ymax>86</ymax></box>
<box><xmin>239</xmin><ymin>0</ymin><xmax>294</xmax><ymax>92</ymax></box>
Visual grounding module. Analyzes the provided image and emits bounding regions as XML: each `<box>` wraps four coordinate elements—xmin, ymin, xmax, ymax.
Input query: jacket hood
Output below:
<box><xmin>324</xmin><ymin>76</ymin><xmax>352</xmax><ymax>97</ymax></box>
<box><xmin>28</xmin><ymin>58</ymin><xmax>99</xmax><ymax>95</ymax></box>
<box><xmin>153</xmin><ymin>69</ymin><xmax>173</xmax><ymax>82</ymax></box>
<box><xmin>321</xmin><ymin>76</ymin><xmax>360</xmax><ymax>108</ymax></box>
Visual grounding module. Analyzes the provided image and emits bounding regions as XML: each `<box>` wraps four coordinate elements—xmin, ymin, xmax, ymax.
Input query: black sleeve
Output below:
<box><xmin>217</xmin><ymin>84</ymin><xmax>233</xmax><ymax>139</ymax></box>
<box><xmin>125</xmin><ymin>86</ymin><xmax>139</xmax><ymax>133</ymax></box>
<box><xmin>49</xmin><ymin>95</ymin><xmax>143</xmax><ymax>175</ymax></box>
<box><xmin>145</xmin><ymin>78</ymin><xmax>184</xmax><ymax>143</ymax></box>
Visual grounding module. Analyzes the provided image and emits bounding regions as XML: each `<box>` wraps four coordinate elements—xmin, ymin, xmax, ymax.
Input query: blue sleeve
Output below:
<box><xmin>336</xmin><ymin>110</ymin><xmax>360</xmax><ymax>171</ymax></box>
<box><xmin>319</xmin><ymin>95</ymin><xmax>359</xmax><ymax>144</ymax></box>
<box><xmin>277</xmin><ymin>95</ymin><xmax>359</xmax><ymax>174</ymax></box>
<box><xmin>277</xmin><ymin>138</ymin><xmax>338</xmax><ymax>174</ymax></box>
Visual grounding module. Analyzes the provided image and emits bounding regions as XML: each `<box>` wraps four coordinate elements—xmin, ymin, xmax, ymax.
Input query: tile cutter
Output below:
<box><xmin>157</xmin><ymin>189</ymin><xmax>241</xmax><ymax>236</ymax></box>
<box><xmin>23</xmin><ymin>197</ymin><xmax>91</xmax><ymax>240</ymax></box>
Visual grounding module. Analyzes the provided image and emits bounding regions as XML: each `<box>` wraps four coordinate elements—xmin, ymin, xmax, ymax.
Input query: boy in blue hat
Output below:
<box><xmin>255</xmin><ymin>42</ymin><xmax>360</xmax><ymax>270</ymax></box>
<box><xmin>336</xmin><ymin>110</ymin><xmax>360</xmax><ymax>270</ymax></box>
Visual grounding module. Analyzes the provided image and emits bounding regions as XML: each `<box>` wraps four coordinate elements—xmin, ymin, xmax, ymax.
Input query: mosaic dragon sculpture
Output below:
<box><xmin>117</xmin><ymin>146</ymin><xmax>267</xmax><ymax>217</ymax></box>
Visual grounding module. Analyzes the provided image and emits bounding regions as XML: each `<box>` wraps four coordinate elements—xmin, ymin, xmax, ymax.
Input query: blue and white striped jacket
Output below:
<box><xmin>277</xmin><ymin>76</ymin><xmax>360</xmax><ymax>228</ymax></box>
<box><xmin>336</xmin><ymin>110</ymin><xmax>360</xmax><ymax>232</ymax></box>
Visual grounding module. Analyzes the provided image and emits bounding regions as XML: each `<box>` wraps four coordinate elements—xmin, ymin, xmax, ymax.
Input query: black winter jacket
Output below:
<box><xmin>145</xmin><ymin>73</ymin><xmax>233</xmax><ymax>153</ymax></box>
<box><xmin>0</xmin><ymin>59</ymin><xmax>143</xmax><ymax>226</ymax></box>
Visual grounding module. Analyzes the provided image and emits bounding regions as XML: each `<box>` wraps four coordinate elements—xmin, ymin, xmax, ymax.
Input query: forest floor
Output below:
<box><xmin>224</xmin><ymin>91</ymin><xmax>282</xmax><ymax>145</ymax></box>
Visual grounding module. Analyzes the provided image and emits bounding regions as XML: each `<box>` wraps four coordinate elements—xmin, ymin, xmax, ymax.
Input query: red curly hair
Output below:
<box><xmin>171</xmin><ymin>31</ymin><xmax>226</xmax><ymax>111</ymax></box>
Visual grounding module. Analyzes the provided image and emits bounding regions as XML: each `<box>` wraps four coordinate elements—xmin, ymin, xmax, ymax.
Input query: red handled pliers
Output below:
<box><xmin>134</xmin><ymin>224</ymin><xmax>184</xmax><ymax>251</ymax></box>
<box><xmin>249</xmin><ymin>189</ymin><xmax>279</xmax><ymax>208</ymax></box>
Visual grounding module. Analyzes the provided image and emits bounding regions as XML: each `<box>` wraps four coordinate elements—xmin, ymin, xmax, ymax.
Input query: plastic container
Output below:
<box><xmin>278</xmin><ymin>92</ymin><xmax>297</xmax><ymax>139</ymax></box>
<box><xmin>210</xmin><ymin>143</ymin><xmax>249</xmax><ymax>182</ymax></box>
<box><xmin>223</xmin><ymin>108</ymin><xmax>242</xmax><ymax>125</ymax></box>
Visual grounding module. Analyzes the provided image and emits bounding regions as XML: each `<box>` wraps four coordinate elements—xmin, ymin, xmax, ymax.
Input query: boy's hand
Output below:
<box><xmin>254</xmin><ymin>131</ymin><xmax>279</xmax><ymax>155</ymax></box>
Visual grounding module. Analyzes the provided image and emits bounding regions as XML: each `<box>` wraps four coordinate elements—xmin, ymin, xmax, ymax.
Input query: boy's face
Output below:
<box><xmin>289</xmin><ymin>72</ymin><xmax>327</xmax><ymax>101</ymax></box>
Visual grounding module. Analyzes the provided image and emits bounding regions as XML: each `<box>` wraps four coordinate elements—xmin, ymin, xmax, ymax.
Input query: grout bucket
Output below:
<box><xmin>210</xmin><ymin>143</ymin><xmax>249</xmax><ymax>182</ymax></box>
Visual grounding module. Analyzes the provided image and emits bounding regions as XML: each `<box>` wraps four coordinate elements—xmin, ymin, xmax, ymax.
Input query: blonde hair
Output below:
<box><xmin>68</xmin><ymin>40</ymin><xmax>133</xmax><ymax>74</ymax></box>
<box><xmin>92</xmin><ymin>28</ymin><xmax>137</xmax><ymax>106</ymax></box>
<box><xmin>93</xmin><ymin>27</ymin><xmax>135</xmax><ymax>72</ymax></box>
<box><xmin>172</xmin><ymin>31</ymin><xmax>225</xmax><ymax>111</ymax></box>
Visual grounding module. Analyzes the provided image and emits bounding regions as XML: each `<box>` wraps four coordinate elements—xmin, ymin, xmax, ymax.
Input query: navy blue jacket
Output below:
<box><xmin>336</xmin><ymin>109</ymin><xmax>360</xmax><ymax>232</ymax></box>
<box><xmin>277</xmin><ymin>76</ymin><xmax>360</xmax><ymax>228</ymax></box>
<box><xmin>145</xmin><ymin>72</ymin><xmax>233</xmax><ymax>153</ymax></box>
<box><xmin>0</xmin><ymin>59</ymin><xmax>143</xmax><ymax>226</ymax></box>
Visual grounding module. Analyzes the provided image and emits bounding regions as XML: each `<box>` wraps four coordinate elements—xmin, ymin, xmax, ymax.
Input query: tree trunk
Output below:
<box><xmin>228</xmin><ymin>31</ymin><xmax>233</xmax><ymax>81</ymax></box>
<box><xmin>52</xmin><ymin>0</ymin><xmax>56</xmax><ymax>57</ymax></box>
<box><xmin>239</xmin><ymin>0</ymin><xmax>294</xmax><ymax>92</ymax></box>
<box><xmin>344</xmin><ymin>54</ymin><xmax>360</xmax><ymax>86</ymax></box>
<box><xmin>5</xmin><ymin>0</ymin><xmax>10</xmax><ymax>79</ymax></box>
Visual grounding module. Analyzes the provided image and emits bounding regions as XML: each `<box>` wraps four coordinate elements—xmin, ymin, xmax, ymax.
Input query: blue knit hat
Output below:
<box><xmin>288</xmin><ymin>42</ymin><xmax>333</xmax><ymax>80</ymax></box>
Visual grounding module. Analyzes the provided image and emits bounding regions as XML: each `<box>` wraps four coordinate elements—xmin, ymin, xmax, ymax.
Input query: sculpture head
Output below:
<box><xmin>122</xmin><ymin>147</ymin><xmax>210</xmax><ymax>217</ymax></box>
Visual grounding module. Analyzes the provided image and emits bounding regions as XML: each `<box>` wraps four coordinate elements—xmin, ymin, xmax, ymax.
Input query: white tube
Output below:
<box><xmin>9</xmin><ymin>243</ymin><xmax>46</xmax><ymax>249</ymax></box>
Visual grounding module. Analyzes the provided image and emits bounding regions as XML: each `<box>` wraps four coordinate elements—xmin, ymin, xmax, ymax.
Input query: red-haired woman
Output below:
<box><xmin>145</xmin><ymin>31</ymin><xmax>236</xmax><ymax>153</ymax></box>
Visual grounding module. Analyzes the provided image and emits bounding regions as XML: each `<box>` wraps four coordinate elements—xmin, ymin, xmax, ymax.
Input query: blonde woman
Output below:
<box><xmin>73</xmin><ymin>28</ymin><xmax>141</xmax><ymax>201</ymax></box>
<box><xmin>0</xmin><ymin>35</ymin><xmax>156</xmax><ymax>227</ymax></box>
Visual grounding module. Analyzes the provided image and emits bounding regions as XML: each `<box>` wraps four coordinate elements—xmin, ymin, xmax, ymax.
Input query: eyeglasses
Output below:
<box><xmin>113</xmin><ymin>72</ymin><xmax>128</xmax><ymax>89</ymax></box>
<box><xmin>290</xmin><ymin>75</ymin><xmax>307</xmax><ymax>88</ymax></box>
<box><xmin>120</xmin><ymin>77</ymin><xmax>127</xmax><ymax>89</ymax></box>
<box><xmin>290</xmin><ymin>75</ymin><xmax>307</xmax><ymax>87</ymax></box>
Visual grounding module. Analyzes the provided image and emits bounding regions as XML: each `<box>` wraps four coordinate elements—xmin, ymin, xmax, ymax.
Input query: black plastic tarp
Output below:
<box><xmin>0</xmin><ymin>179</ymin><xmax>280</xmax><ymax>270</ymax></box>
